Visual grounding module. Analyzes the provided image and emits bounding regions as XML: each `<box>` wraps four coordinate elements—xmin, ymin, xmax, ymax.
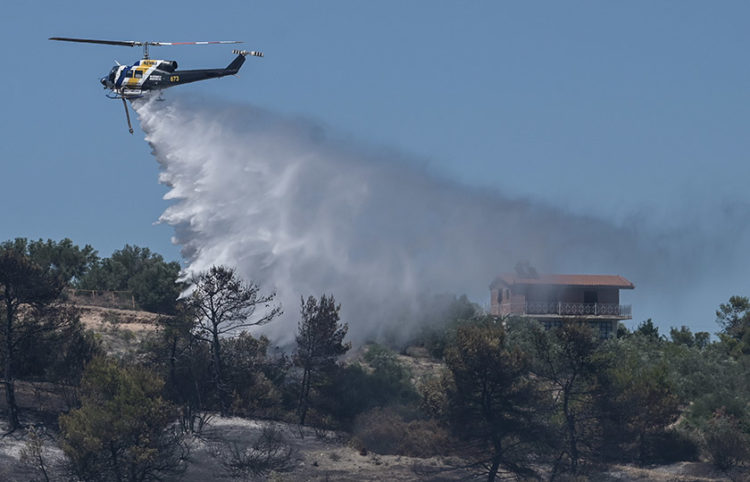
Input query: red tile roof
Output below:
<box><xmin>491</xmin><ymin>273</ymin><xmax>634</xmax><ymax>289</ymax></box>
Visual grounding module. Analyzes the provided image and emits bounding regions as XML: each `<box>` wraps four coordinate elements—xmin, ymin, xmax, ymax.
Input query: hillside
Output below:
<box><xmin>0</xmin><ymin>302</ymin><xmax>747</xmax><ymax>481</ymax></box>
<box><xmin>77</xmin><ymin>304</ymin><xmax>161</xmax><ymax>356</ymax></box>
<box><xmin>0</xmin><ymin>413</ymin><xmax>738</xmax><ymax>482</ymax></box>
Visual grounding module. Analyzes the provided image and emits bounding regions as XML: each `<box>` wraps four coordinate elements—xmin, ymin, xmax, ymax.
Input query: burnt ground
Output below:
<box><xmin>0</xmin><ymin>416</ymin><xmax>475</xmax><ymax>481</ymax></box>
<box><xmin>2</xmin><ymin>414</ymin><xmax>747</xmax><ymax>481</ymax></box>
<box><xmin>0</xmin><ymin>305</ymin><xmax>748</xmax><ymax>481</ymax></box>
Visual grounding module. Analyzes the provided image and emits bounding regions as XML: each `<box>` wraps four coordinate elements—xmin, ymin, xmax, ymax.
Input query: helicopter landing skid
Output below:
<box><xmin>121</xmin><ymin>97</ymin><xmax>134</xmax><ymax>134</ymax></box>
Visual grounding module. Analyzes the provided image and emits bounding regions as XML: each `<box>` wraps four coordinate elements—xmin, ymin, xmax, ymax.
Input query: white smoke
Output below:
<box><xmin>134</xmin><ymin>95</ymin><xmax>749</xmax><ymax>344</ymax></box>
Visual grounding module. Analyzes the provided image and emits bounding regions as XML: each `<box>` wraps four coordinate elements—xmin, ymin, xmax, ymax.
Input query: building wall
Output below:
<box><xmin>490</xmin><ymin>288</ymin><xmax>500</xmax><ymax>315</ymax></box>
<box><xmin>490</xmin><ymin>283</ymin><xmax>623</xmax><ymax>317</ymax></box>
<box><xmin>510</xmin><ymin>285</ymin><xmax>620</xmax><ymax>305</ymax></box>
<box><xmin>490</xmin><ymin>287</ymin><xmax>526</xmax><ymax>316</ymax></box>
<box><xmin>597</xmin><ymin>288</ymin><xmax>620</xmax><ymax>304</ymax></box>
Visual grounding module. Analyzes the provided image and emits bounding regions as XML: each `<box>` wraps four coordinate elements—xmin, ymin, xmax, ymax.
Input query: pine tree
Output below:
<box><xmin>0</xmin><ymin>239</ymin><xmax>66</xmax><ymax>431</ymax></box>
<box><xmin>59</xmin><ymin>358</ymin><xmax>186</xmax><ymax>481</ymax></box>
<box><xmin>294</xmin><ymin>295</ymin><xmax>350</xmax><ymax>425</ymax></box>
<box><xmin>445</xmin><ymin>318</ymin><xmax>549</xmax><ymax>482</ymax></box>
<box><xmin>189</xmin><ymin>266</ymin><xmax>280</xmax><ymax>414</ymax></box>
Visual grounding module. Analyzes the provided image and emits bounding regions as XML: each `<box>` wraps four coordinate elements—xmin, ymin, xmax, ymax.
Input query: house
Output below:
<box><xmin>490</xmin><ymin>273</ymin><xmax>634</xmax><ymax>338</ymax></box>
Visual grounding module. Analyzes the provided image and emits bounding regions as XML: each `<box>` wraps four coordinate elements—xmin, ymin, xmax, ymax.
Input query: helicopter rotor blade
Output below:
<box><xmin>50</xmin><ymin>37</ymin><xmax>245</xmax><ymax>60</ymax></box>
<box><xmin>149</xmin><ymin>40</ymin><xmax>242</xmax><ymax>46</ymax></box>
<box><xmin>49</xmin><ymin>37</ymin><xmax>139</xmax><ymax>47</ymax></box>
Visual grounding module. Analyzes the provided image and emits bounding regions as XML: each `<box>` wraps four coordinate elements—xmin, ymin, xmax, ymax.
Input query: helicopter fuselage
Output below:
<box><xmin>49</xmin><ymin>37</ymin><xmax>262</xmax><ymax>133</ymax></box>
<box><xmin>100</xmin><ymin>53</ymin><xmax>248</xmax><ymax>98</ymax></box>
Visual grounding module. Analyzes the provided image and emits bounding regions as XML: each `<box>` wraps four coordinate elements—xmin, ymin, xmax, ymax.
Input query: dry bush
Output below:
<box><xmin>351</xmin><ymin>407</ymin><xmax>451</xmax><ymax>458</ymax></box>
<box><xmin>19</xmin><ymin>425</ymin><xmax>57</xmax><ymax>482</ymax></box>
<box><xmin>701</xmin><ymin>410</ymin><xmax>750</xmax><ymax>470</ymax></box>
<box><xmin>210</xmin><ymin>426</ymin><xmax>295</xmax><ymax>480</ymax></box>
<box><xmin>418</xmin><ymin>375</ymin><xmax>450</xmax><ymax>419</ymax></box>
<box><xmin>178</xmin><ymin>408</ymin><xmax>213</xmax><ymax>437</ymax></box>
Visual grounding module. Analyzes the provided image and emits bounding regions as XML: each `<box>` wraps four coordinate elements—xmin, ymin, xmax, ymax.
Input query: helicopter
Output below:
<box><xmin>49</xmin><ymin>37</ymin><xmax>263</xmax><ymax>134</ymax></box>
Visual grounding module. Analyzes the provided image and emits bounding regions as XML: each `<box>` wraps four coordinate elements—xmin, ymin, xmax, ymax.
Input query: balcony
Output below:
<box><xmin>499</xmin><ymin>302</ymin><xmax>632</xmax><ymax>319</ymax></box>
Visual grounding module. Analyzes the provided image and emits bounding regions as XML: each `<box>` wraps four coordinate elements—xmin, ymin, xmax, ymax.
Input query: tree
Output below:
<box><xmin>26</xmin><ymin>238</ymin><xmax>98</xmax><ymax>285</ymax></box>
<box><xmin>596</xmin><ymin>337</ymin><xmax>682</xmax><ymax>464</ymax></box>
<box><xmin>188</xmin><ymin>266</ymin><xmax>280</xmax><ymax>414</ymax></box>
<box><xmin>529</xmin><ymin>322</ymin><xmax>604</xmax><ymax>474</ymax></box>
<box><xmin>294</xmin><ymin>294</ymin><xmax>350</xmax><ymax>426</ymax></box>
<box><xmin>634</xmin><ymin>319</ymin><xmax>662</xmax><ymax>341</ymax></box>
<box><xmin>716</xmin><ymin>296</ymin><xmax>750</xmax><ymax>340</ymax></box>
<box><xmin>677</xmin><ymin>340</ymin><xmax>750</xmax><ymax>463</ymax></box>
<box><xmin>139</xmin><ymin>304</ymin><xmax>214</xmax><ymax>431</ymax></box>
<box><xmin>444</xmin><ymin>318</ymin><xmax>548</xmax><ymax>482</ymax></box>
<box><xmin>222</xmin><ymin>332</ymin><xmax>287</xmax><ymax>418</ymax></box>
<box><xmin>12</xmin><ymin>305</ymin><xmax>101</xmax><ymax>408</ymax></box>
<box><xmin>412</xmin><ymin>293</ymin><xmax>479</xmax><ymax>359</ymax></box>
<box><xmin>669</xmin><ymin>325</ymin><xmax>710</xmax><ymax>349</ymax></box>
<box><xmin>59</xmin><ymin>358</ymin><xmax>186</xmax><ymax>481</ymax></box>
<box><xmin>76</xmin><ymin>245</ymin><xmax>184</xmax><ymax>314</ymax></box>
<box><xmin>0</xmin><ymin>239</ymin><xmax>67</xmax><ymax>431</ymax></box>
<box><xmin>716</xmin><ymin>296</ymin><xmax>750</xmax><ymax>356</ymax></box>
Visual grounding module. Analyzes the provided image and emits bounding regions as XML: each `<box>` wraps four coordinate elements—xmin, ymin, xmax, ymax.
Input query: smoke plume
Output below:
<box><xmin>134</xmin><ymin>95</ymin><xmax>749</xmax><ymax>344</ymax></box>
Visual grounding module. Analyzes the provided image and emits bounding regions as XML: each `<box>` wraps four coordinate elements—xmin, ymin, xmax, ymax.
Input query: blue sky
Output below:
<box><xmin>2</xmin><ymin>1</ymin><xmax>749</xmax><ymax>330</ymax></box>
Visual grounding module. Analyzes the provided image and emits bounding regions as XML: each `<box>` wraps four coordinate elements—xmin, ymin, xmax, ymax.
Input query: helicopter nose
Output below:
<box><xmin>100</xmin><ymin>76</ymin><xmax>108</xmax><ymax>87</ymax></box>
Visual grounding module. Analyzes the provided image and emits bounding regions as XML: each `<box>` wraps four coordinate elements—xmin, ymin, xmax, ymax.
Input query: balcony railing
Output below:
<box><xmin>499</xmin><ymin>302</ymin><xmax>632</xmax><ymax>318</ymax></box>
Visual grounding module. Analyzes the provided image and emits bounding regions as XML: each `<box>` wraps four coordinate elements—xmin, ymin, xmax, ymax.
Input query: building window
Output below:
<box><xmin>594</xmin><ymin>320</ymin><xmax>613</xmax><ymax>339</ymax></box>
<box><xmin>584</xmin><ymin>290</ymin><xmax>598</xmax><ymax>304</ymax></box>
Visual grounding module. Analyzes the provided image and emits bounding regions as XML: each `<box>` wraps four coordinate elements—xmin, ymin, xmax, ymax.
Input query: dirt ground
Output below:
<box><xmin>77</xmin><ymin>304</ymin><xmax>161</xmax><ymax>332</ymax></box>
<box><xmin>601</xmin><ymin>462</ymin><xmax>745</xmax><ymax>481</ymax></box>
<box><xmin>184</xmin><ymin>417</ymin><xmax>475</xmax><ymax>481</ymax></box>
<box><xmin>2</xmin><ymin>414</ymin><xmax>746</xmax><ymax>481</ymax></box>
<box><xmin>1</xmin><ymin>305</ymin><xmax>747</xmax><ymax>481</ymax></box>
<box><xmin>77</xmin><ymin>305</ymin><xmax>161</xmax><ymax>356</ymax></box>
<box><xmin>0</xmin><ymin>416</ymin><xmax>474</xmax><ymax>481</ymax></box>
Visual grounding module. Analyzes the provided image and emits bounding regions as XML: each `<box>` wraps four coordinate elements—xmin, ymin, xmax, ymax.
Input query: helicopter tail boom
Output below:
<box><xmin>226</xmin><ymin>50</ymin><xmax>263</xmax><ymax>73</ymax></box>
<box><xmin>226</xmin><ymin>54</ymin><xmax>246</xmax><ymax>73</ymax></box>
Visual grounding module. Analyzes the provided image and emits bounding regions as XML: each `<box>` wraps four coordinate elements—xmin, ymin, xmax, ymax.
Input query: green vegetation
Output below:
<box><xmin>526</xmin><ymin>322</ymin><xmax>603</xmax><ymax>473</ymax></box>
<box><xmin>294</xmin><ymin>294</ymin><xmax>350</xmax><ymax>426</ymax></box>
<box><xmin>59</xmin><ymin>358</ymin><xmax>185</xmax><ymax>481</ymax></box>
<box><xmin>76</xmin><ymin>244</ymin><xmax>184</xmax><ymax>314</ymax></box>
<box><xmin>444</xmin><ymin>317</ymin><xmax>548</xmax><ymax>481</ymax></box>
<box><xmin>0</xmin><ymin>239</ymin><xmax>96</xmax><ymax>431</ymax></box>
<box><xmin>716</xmin><ymin>295</ymin><xmax>750</xmax><ymax>356</ymax></box>
<box><xmin>2</xmin><ymin>236</ymin><xmax>750</xmax><ymax>480</ymax></box>
<box><xmin>188</xmin><ymin>265</ymin><xmax>281</xmax><ymax>415</ymax></box>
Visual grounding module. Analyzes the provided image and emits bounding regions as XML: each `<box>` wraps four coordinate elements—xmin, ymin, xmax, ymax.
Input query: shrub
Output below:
<box><xmin>59</xmin><ymin>358</ymin><xmax>186</xmax><ymax>481</ymax></box>
<box><xmin>210</xmin><ymin>426</ymin><xmax>294</xmax><ymax>480</ymax></box>
<box><xmin>363</xmin><ymin>344</ymin><xmax>419</xmax><ymax>404</ymax></box>
<box><xmin>229</xmin><ymin>372</ymin><xmax>284</xmax><ymax>418</ymax></box>
<box><xmin>351</xmin><ymin>407</ymin><xmax>451</xmax><ymax>458</ymax></box>
<box><xmin>642</xmin><ymin>429</ymin><xmax>699</xmax><ymax>464</ymax></box>
<box><xmin>418</xmin><ymin>375</ymin><xmax>450</xmax><ymax>419</ymax></box>
<box><xmin>702</xmin><ymin>409</ymin><xmax>750</xmax><ymax>470</ymax></box>
<box><xmin>405</xmin><ymin>294</ymin><xmax>479</xmax><ymax>359</ymax></box>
